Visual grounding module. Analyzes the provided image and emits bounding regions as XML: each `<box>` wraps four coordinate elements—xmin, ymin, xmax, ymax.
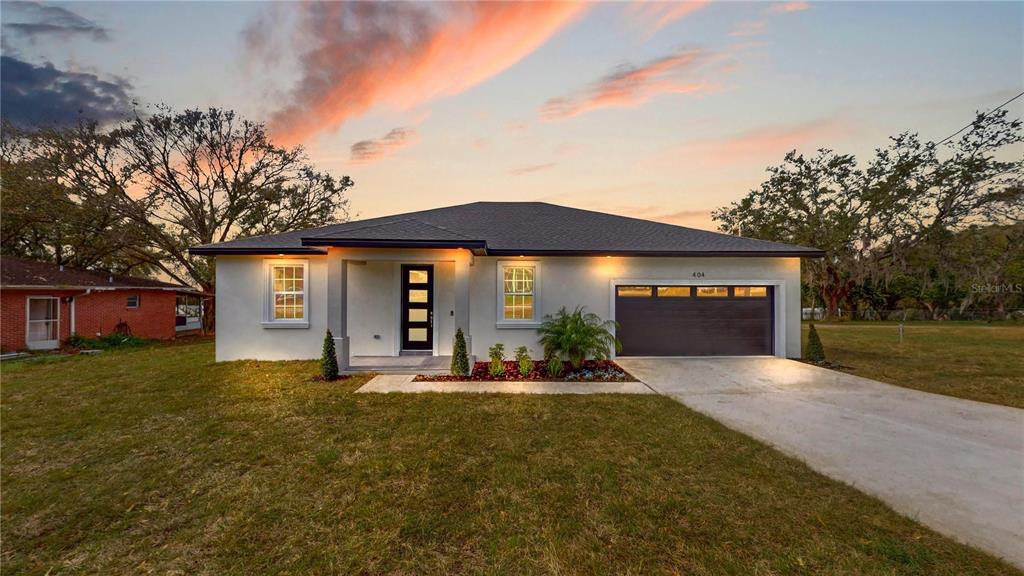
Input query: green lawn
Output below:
<box><xmin>805</xmin><ymin>323</ymin><xmax>1024</xmax><ymax>409</ymax></box>
<box><xmin>2</xmin><ymin>342</ymin><xmax>1018</xmax><ymax>575</ymax></box>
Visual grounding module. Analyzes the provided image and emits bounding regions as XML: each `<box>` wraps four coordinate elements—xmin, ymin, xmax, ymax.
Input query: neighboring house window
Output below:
<box><xmin>264</xmin><ymin>260</ymin><xmax>309</xmax><ymax>326</ymax></box>
<box><xmin>176</xmin><ymin>294</ymin><xmax>203</xmax><ymax>330</ymax></box>
<box><xmin>26</xmin><ymin>296</ymin><xmax>59</xmax><ymax>348</ymax></box>
<box><xmin>497</xmin><ymin>261</ymin><xmax>541</xmax><ymax>324</ymax></box>
<box><xmin>126</xmin><ymin>295</ymin><xmax>140</xmax><ymax>308</ymax></box>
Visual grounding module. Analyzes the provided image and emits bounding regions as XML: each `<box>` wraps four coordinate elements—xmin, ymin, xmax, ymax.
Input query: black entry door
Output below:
<box><xmin>616</xmin><ymin>285</ymin><xmax>773</xmax><ymax>356</ymax></box>
<box><xmin>401</xmin><ymin>265</ymin><xmax>433</xmax><ymax>351</ymax></box>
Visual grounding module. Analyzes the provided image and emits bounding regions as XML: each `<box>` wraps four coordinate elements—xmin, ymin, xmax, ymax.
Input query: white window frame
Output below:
<box><xmin>25</xmin><ymin>296</ymin><xmax>60</xmax><ymax>350</ymax></box>
<box><xmin>496</xmin><ymin>260</ymin><xmax>542</xmax><ymax>328</ymax></box>
<box><xmin>262</xmin><ymin>259</ymin><xmax>310</xmax><ymax>329</ymax></box>
<box><xmin>126</xmin><ymin>294</ymin><xmax>140</xmax><ymax>309</ymax></box>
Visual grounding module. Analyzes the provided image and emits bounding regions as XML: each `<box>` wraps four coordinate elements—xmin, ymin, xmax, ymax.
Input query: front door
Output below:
<box><xmin>401</xmin><ymin>265</ymin><xmax>433</xmax><ymax>351</ymax></box>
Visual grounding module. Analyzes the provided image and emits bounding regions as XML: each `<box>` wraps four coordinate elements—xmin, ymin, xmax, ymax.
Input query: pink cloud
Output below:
<box><xmin>350</xmin><ymin>127</ymin><xmax>418</xmax><ymax>164</ymax></box>
<box><xmin>768</xmin><ymin>2</ymin><xmax>811</xmax><ymax>14</ymax></box>
<box><xmin>248</xmin><ymin>2</ymin><xmax>586</xmax><ymax>145</ymax></box>
<box><xmin>730</xmin><ymin>20</ymin><xmax>767</xmax><ymax>37</ymax></box>
<box><xmin>629</xmin><ymin>1</ymin><xmax>711</xmax><ymax>32</ymax></box>
<box><xmin>540</xmin><ymin>48</ymin><xmax>716</xmax><ymax>121</ymax></box>
<box><xmin>593</xmin><ymin>204</ymin><xmax>717</xmax><ymax>231</ymax></box>
<box><xmin>666</xmin><ymin>118</ymin><xmax>847</xmax><ymax>167</ymax></box>
<box><xmin>509</xmin><ymin>162</ymin><xmax>557</xmax><ymax>176</ymax></box>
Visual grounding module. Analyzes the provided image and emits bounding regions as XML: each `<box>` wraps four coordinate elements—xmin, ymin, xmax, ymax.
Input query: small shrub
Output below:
<box><xmin>514</xmin><ymin>345</ymin><xmax>533</xmax><ymax>376</ymax></box>
<box><xmin>545</xmin><ymin>353</ymin><xmax>563</xmax><ymax>378</ymax></box>
<box><xmin>111</xmin><ymin>319</ymin><xmax>132</xmax><ymax>336</ymax></box>
<box><xmin>805</xmin><ymin>323</ymin><xmax>825</xmax><ymax>362</ymax></box>
<box><xmin>488</xmin><ymin>343</ymin><xmax>506</xmax><ymax>377</ymax></box>
<box><xmin>321</xmin><ymin>329</ymin><xmax>339</xmax><ymax>380</ymax></box>
<box><xmin>537</xmin><ymin>306</ymin><xmax>620</xmax><ymax>368</ymax></box>
<box><xmin>66</xmin><ymin>333</ymin><xmax>148</xmax><ymax>349</ymax></box>
<box><xmin>451</xmin><ymin>328</ymin><xmax>470</xmax><ymax>376</ymax></box>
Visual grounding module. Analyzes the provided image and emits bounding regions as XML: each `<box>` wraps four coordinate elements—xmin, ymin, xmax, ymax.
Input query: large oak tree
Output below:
<box><xmin>2</xmin><ymin>107</ymin><xmax>353</xmax><ymax>329</ymax></box>
<box><xmin>713</xmin><ymin>110</ymin><xmax>1023</xmax><ymax>318</ymax></box>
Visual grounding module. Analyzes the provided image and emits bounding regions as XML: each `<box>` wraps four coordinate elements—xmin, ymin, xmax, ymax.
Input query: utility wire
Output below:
<box><xmin>936</xmin><ymin>90</ymin><xmax>1024</xmax><ymax>145</ymax></box>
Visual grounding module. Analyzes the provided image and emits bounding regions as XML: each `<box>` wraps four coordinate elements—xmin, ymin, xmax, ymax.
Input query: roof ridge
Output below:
<box><xmin>302</xmin><ymin>217</ymin><xmax>412</xmax><ymax>238</ymax></box>
<box><xmin>302</xmin><ymin>217</ymin><xmax>479</xmax><ymax>241</ymax></box>
<box><xmin>405</xmin><ymin>218</ymin><xmax>476</xmax><ymax>240</ymax></box>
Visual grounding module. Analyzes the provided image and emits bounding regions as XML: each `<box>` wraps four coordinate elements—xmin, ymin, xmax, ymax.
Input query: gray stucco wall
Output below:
<box><xmin>468</xmin><ymin>256</ymin><xmax>802</xmax><ymax>359</ymax></box>
<box><xmin>213</xmin><ymin>251</ymin><xmax>802</xmax><ymax>362</ymax></box>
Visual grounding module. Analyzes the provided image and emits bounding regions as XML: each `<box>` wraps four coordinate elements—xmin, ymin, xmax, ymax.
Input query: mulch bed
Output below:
<box><xmin>414</xmin><ymin>359</ymin><xmax>635</xmax><ymax>382</ymax></box>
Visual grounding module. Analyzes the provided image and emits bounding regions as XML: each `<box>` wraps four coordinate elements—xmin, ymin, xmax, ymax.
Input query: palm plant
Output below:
<box><xmin>537</xmin><ymin>306</ymin><xmax>620</xmax><ymax>368</ymax></box>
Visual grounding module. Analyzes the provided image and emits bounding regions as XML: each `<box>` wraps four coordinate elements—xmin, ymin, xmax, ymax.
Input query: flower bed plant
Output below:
<box><xmin>413</xmin><ymin>359</ymin><xmax>635</xmax><ymax>382</ymax></box>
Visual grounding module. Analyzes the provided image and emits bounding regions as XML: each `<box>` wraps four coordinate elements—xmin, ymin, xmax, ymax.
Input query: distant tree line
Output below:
<box><xmin>1</xmin><ymin>106</ymin><xmax>353</xmax><ymax>329</ymax></box>
<box><xmin>714</xmin><ymin>110</ymin><xmax>1023</xmax><ymax>320</ymax></box>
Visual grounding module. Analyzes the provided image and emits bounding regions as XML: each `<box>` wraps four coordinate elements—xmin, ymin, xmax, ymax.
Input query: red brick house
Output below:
<box><xmin>1</xmin><ymin>257</ymin><xmax>201</xmax><ymax>352</ymax></box>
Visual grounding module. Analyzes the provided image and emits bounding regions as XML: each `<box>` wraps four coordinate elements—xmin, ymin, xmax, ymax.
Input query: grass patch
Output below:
<box><xmin>805</xmin><ymin>323</ymin><xmax>1024</xmax><ymax>408</ymax></box>
<box><xmin>2</xmin><ymin>341</ymin><xmax>1017</xmax><ymax>574</ymax></box>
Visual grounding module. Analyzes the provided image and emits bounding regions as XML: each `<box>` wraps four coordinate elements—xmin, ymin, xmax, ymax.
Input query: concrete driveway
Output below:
<box><xmin>616</xmin><ymin>357</ymin><xmax>1024</xmax><ymax>568</ymax></box>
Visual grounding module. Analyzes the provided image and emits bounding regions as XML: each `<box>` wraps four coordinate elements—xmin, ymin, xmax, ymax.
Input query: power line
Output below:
<box><xmin>936</xmin><ymin>90</ymin><xmax>1024</xmax><ymax>145</ymax></box>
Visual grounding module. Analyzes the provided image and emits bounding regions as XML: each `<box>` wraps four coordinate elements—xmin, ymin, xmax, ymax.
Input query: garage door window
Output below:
<box><xmin>617</xmin><ymin>286</ymin><xmax>652</xmax><ymax>297</ymax></box>
<box><xmin>696</xmin><ymin>286</ymin><xmax>729</xmax><ymax>298</ymax></box>
<box><xmin>656</xmin><ymin>286</ymin><xmax>691</xmax><ymax>297</ymax></box>
<box><xmin>734</xmin><ymin>286</ymin><xmax>768</xmax><ymax>297</ymax></box>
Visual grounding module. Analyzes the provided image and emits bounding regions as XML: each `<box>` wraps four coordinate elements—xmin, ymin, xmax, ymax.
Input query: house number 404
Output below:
<box><xmin>692</xmin><ymin>272</ymin><xmax>705</xmax><ymax>278</ymax></box>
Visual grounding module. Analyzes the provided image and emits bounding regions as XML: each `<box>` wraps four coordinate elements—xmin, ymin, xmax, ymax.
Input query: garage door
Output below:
<box><xmin>615</xmin><ymin>285</ymin><xmax>774</xmax><ymax>356</ymax></box>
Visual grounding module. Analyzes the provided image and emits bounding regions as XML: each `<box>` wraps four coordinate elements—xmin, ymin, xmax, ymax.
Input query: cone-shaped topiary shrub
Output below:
<box><xmin>451</xmin><ymin>328</ymin><xmax>470</xmax><ymax>376</ymax></box>
<box><xmin>321</xmin><ymin>329</ymin><xmax>339</xmax><ymax>380</ymax></box>
<box><xmin>805</xmin><ymin>323</ymin><xmax>825</xmax><ymax>363</ymax></box>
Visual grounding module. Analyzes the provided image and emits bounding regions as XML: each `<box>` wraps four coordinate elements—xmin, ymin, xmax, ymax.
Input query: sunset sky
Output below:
<box><xmin>2</xmin><ymin>1</ymin><xmax>1021</xmax><ymax>230</ymax></box>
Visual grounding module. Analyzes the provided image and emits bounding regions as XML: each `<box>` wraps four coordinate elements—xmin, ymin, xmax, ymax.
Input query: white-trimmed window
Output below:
<box><xmin>26</xmin><ymin>296</ymin><xmax>60</xmax><ymax>349</ymax></box>
<box><xmin>264</xmin><ymin>260</ymin><xmax>309</xmax><ymax>327</ymax></box>
<box><xmin>497</xmin><ymin>261</ymin><xmax>541</xmax><ymax>325</ymax></box>
<box><xmin>126</xmin><ymin>295</ymin><xmax>140</xmax><ymax>309</ymax></box>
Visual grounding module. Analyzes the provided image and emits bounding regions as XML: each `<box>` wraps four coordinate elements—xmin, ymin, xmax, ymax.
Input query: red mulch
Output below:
<box><xmin>414</xmin><ymin>359</ymin><xmax>634</xmax><ymax>382</ymax></box>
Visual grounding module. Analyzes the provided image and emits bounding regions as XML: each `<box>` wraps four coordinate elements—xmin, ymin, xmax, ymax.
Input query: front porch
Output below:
<box><xmin>346</xmin><ymin>355</ymin><xmax>452</xmax><ymax>375</ymax></box>
<box><xmin>326</xmin><ymin>247</ymin><xmax>474</xmax><ymax>371</ymax></box>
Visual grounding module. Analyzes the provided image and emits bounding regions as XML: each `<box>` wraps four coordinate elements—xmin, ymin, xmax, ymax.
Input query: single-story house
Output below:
<box><xmin>0</xmin><ymin>256</ymin><xmax>201</xmax><ymax>351</ymax></box>
<box><xmin>191</xmin><ymin>202</ymin><xmax>823</xmax><ymax>365</ymax></box>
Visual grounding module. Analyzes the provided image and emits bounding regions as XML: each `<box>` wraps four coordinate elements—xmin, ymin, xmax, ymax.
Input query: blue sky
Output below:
<box><xmin>2</xmin><ymin>1</ymin><xmax>1021</xmax><ymax>229</ymax></box>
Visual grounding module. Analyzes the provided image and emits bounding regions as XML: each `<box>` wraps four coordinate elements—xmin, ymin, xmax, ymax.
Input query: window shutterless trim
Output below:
<box><xmin>262</xmin><ymin>258</ymin><xmax>310</xmax><ymax>328</ymax></box>
<box><xmin>495</xmin><ymin>260</ymin><xmax>542</xmax><ymax>328</ymax></box>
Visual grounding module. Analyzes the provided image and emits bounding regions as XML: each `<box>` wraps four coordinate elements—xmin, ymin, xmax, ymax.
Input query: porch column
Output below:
<box><xmin>327</xmin><ymin>251</ymin><xmax>350</xmax><ymax>369</ymax></box>
<box><xmin>454</xmin><ymin>249</ymin><xmax>473</xmax><ymax>358</ymax></box>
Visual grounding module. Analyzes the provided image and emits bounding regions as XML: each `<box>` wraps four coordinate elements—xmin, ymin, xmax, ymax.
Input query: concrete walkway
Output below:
<box><xmin>356</xmin><ymin>374</ymin><xmax>655</xmax><ymax>395</ymax></box>
<box><xmin>616</xmin><ymin>357</ymin><xmax>1024</xmax><ymax>568</ymax></box>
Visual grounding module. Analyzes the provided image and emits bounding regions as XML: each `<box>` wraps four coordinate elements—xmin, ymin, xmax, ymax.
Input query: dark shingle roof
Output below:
<box><xmin>1</xmin><ymin>256</ymin><xmax>189</xmax><ymax>289</ymax></box>
<box><xmin>191</xmin><ymin>202</ymin><xmax>823</xmax><ymax>257</ymax></box>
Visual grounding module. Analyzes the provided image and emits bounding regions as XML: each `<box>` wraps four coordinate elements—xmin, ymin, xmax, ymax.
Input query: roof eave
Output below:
<box><xmin>188</xmin><ymin>246</ymin><xmax>327</xmax><ymax>256</ymax></box>
<box><xmin>485</xmin><ymin>249</ymin><xmax>826</xmax><ymax>258</ymax></box>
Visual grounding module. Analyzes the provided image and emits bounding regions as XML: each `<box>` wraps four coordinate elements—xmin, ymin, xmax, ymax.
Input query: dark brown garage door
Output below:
<box><xmin>615</xmin><ymin>285</ymin><xmax>774</xmax><ymax>356</ymax></box>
